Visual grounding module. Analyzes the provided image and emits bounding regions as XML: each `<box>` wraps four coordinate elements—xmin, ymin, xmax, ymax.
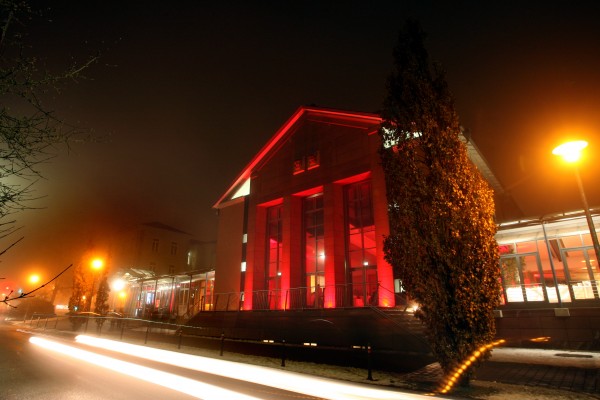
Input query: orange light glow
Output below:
<box><xmin>552</xmin><ymin>140</ymin><xmax>588</xmax><ymax>163</ymax></box>
<box><xmin>91</xmin><ymin>258</ymin><xmax>104</xmax><ymax>270</ymax></box>
<box><xmin>29</xmin><ymin>274</ymin><xmax>41</xmax><ymax>285</ymax></box>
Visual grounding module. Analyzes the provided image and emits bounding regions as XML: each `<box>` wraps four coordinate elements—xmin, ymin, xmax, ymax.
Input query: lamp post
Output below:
<box><xmin>552</xmin><ymin>140</ymin><xmax>600</xmax><ymax>266</ymax></box>
<box><xmin>88</xmin><ymin>258</ymin><xmax>104</xmax><ymax>312</ymax></box>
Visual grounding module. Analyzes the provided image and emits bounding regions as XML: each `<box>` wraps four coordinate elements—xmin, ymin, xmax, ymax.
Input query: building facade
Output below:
<box><xmin>214</xmin><ymin>107</ymin><xmax>393</xmax><ymax>311</ymax></box>
<box><xmin>212</xmin><ymin>106</ymin><xmax>600</xmax><ymax>323</ymax></box>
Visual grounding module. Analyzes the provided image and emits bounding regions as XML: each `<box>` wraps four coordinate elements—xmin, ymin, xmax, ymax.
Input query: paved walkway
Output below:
<box><xmin>403</xmin><ymin>347</ymin><xmax>600</xmax><ymax>396</ymax></box>
<box><xmin>482</xmin><ymin>348</ymin><xmax>600</xmax><ymax>394</ymax></box>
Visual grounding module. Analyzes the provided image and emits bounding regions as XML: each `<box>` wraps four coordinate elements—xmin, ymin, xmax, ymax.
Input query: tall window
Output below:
<box><xmin>266</xmin><ymin>205</ymin><xmax>283</xmax><ymax>309</ymax></box>
<box><xmin>304</xmin><ymin>193</ymin><xmax>324</xmax><ymax>307</ymax></box>
<box><xmin>152</xmin><ymin>239</ymin><xmax>159</xmax><ymax>252</ymax></box>
<box><xmin>345</xmin><ymin>180</ymin><xmax>378</xmax><ymax>306</ymax></box>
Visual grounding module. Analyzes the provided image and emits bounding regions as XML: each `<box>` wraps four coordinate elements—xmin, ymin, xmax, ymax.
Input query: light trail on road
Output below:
<box><xmin>29</xmin><ymin>336</ymin><xmax>263</xmax><ymax>400</ymax></box>
<box><xmin>75</xmin><ymin>334</ymin><xmax>445</xmax><ymax>400</ymax></box>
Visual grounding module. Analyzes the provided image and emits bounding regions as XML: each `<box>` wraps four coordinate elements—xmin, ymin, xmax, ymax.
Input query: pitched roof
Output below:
<box><xmin>213</xmin><ymin>106</ymin><xmax>382</xmax><ymax>209</ymax></box>
<box><xmin>212</xmin><ymin>105</ymin><xmax>509</xmax><ymax>212</ymax></box>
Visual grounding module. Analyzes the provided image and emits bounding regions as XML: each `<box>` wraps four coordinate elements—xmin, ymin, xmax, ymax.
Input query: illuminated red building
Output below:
<box><xmin>214</xmin><ymin>106</ymin><xmax>404</xmax><ymax>311</ymax></box>
<box><xmin>207</xmin><ymin>105</ymin><xmax>600</xmax><ymax>350</ymax></box>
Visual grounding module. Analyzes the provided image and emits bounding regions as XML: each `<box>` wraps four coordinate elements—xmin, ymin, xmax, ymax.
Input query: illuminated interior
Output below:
<box><xmin>497</xmin><ymin>214</ymin><xmax>600</xmax><ymax>304</ymax></box>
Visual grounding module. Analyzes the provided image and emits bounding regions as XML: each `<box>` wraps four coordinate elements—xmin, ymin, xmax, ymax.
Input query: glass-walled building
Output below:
<box><xmin>123</xmin><ymin>270</ymin><xmax>215</xmax><ymax>321</ymax></box>
<box><xmin>497</xmin><ymin>211</ymin><xmax>600</xmax><ymax>307</ymax></box>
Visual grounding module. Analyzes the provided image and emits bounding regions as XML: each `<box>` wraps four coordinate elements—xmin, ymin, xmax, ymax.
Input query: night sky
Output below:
<box><xmin>2</xmin><ymin>1</ymin><xmax>600</xmax><ymax>286</ymax></box>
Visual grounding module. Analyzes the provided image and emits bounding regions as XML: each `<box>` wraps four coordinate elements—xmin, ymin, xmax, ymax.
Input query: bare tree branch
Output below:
<box><xmin>1</xmin><ymin>263</ymin><xmax>72</xmax><ymax>306</ymax></box>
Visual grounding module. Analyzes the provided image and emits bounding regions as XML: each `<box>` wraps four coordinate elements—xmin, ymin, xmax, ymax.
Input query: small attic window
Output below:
<box><xmin>307</xmin><ymin>151</ymin><xmax>320</xmax><ymax>170</ymax></box>
<box><xmin>293</xmin><ymin>151</ymin><xmax>320</xmax><ymax>175</ymax></box>
<box><xmin>231</xmin><ymin>178</ymin><xmax>251</xmax><ymax>200</ymax></box>
<box><xmin>293</xmin><ymin>158</ymin><xmax>305</xmax><ymax>175</ymax></box>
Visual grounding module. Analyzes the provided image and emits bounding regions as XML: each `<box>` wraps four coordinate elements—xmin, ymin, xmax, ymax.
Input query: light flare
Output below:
<box><xmin>29</xmin><ymin>336</ymin><xmax>261</xmax><ymax>400</ymax></box>
<box><xmin>75</xmin><ymin>335</ymin><xmax>439</xmax><ymax>400</ymax></box>
<box><xmin>552</xmin><ymin>140</ymin><xmax>588</xmax><ymax>163</ymax></box>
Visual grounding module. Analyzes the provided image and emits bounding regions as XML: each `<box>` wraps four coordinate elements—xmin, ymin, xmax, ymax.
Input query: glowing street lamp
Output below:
<box><xmin>28</xmin><ymin>274</ymin><xmax>41</xmax><ymax>285</ymax></box>
<box><xmin>91</xmin><ymin>258</ymin><xmax>104</xmax><ymax>270</ymax></box>
<box><xmin>88</xmin><ymin>258</ymin><xmax>105</xmax><ymax>312</ymax></box>
<box><xmin>552</xmin><ymin>140</ymin><xmax>600</xmax><ymax>267</ymax></box>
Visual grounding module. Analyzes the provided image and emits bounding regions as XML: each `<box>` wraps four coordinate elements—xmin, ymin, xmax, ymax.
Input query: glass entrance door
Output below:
<box><xmin>561</xmin><ymin>247</ymin><xmax>599</xmax><ymax>300</ymax></box>
<box><xmin>351</xmin><ymin>266</ymin><xmax>378</xmax><ymax>307</ymax></box>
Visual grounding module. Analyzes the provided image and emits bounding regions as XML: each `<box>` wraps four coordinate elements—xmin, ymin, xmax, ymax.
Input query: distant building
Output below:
<box><xmin>109</xmin><ymin>222</ymin><xmax>216</xmax><ymax>320</ymax></box>
<box><xmin>110</xmin><ymin>222</ymin><xmax>200</xmax><ymax>275</ymax></box>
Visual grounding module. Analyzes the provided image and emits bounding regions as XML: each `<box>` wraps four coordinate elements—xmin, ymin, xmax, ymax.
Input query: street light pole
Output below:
<box><xmin>552</xmin><ymin>140</ymin><xmax>600</xmax><ymax>266</ymax></box>
<box><xmin>88</xmin><ymin>258</ymin><xmax>105</xmax><ymax>312</ymax></box>
<box><xmin>573</xmin><ymin>166</ymin><xmax>600</xmax><ymax>265</ymax></box>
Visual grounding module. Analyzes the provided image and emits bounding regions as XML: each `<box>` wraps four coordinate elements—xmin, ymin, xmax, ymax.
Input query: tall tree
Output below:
<box><xmin>379</xmin><ymin>20</ymin><xmax>501</xmax><ymax>381</ymax></box>
<box><xmin>68</xmin><ymin>263</ymin><xmax>88</xmax><ymax>312</ymax></box>
<box><xmin>94</xmin><ymin>273</ymin><xmax>110</xmax><ymax>315</ymax></box>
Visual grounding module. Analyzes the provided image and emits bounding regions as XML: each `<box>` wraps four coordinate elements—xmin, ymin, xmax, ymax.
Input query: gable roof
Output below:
<box><xmin>213</xmin><ymin>106</ymin><xmax>382</xmax><ymax>209</ymax></box>
<box><xmin>213</xmin><ymin>105</ymin><xmax>508</xmax><ymax>211</ymax></box>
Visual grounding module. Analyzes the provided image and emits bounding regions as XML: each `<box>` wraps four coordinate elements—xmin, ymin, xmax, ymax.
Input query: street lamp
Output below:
<box><xmin>552</xmin><ymin>140</ymin><xmax>600</xmax><ymax>266</ymax></box>
<box><xmin>28</xmin><ymin>274</ymin><xmax>41</xmax><ymax>285</ymax></box>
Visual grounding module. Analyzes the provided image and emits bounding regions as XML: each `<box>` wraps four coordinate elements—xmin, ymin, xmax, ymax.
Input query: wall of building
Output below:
<box><xmin>214</xmin><ymin>200</ymin><xmax>245</xmax><ymax>298</ymax></box>
<box><xmin>110</xmin><ymin>222</ymin><xmax>196</xmax><ymax>275</ymax></box>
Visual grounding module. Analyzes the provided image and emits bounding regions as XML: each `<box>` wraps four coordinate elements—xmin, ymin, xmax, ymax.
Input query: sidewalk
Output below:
<box><xmin>401</xmin><ymin>347</ymin><xmax>600</xmax><ymax>399</ymax></box>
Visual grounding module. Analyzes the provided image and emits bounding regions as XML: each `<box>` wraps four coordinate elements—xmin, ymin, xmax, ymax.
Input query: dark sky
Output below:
<box><xmin>2</xmin><ymin>1</ymin><xmax>600</xmax><ymax>285</ymax></box>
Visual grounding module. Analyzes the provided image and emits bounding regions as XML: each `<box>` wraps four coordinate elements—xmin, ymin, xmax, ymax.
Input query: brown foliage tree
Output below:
<box><xmin>379</xmin><ymin>20</ymin><xmax>501</xmax><ymax>381</ymax></box>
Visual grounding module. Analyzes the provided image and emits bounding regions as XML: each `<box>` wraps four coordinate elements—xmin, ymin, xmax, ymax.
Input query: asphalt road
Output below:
<box><xmin>0</xmin><ymin>322</ymin><xmax>324</xmax><ymax>400</ymax></box>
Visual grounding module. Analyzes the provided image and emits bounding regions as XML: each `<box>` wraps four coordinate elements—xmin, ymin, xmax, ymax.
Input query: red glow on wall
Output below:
<box><xmin>334</xmin><ymin>171</ymin><xmax>371</xmax><ymax>185</ymax></box>
<box><xmin>258</xmin><ymin>198</ymin><xmax>283</xmax><ymax>208</ymax></box>
<box><xmin>214</xmin><ymin>107</ymin><xmax>381</xmax><ymax>209</ymax></box>
<box><xmin>293</xmin><ymin>186</ymin><xmax>324</xmax><ymax>198</ymax></box>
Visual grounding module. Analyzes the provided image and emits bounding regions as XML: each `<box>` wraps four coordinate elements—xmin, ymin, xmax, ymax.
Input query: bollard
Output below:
<box><xmin>43</xmin><ymin>317</ymin><xmax>48</xmax><ymax>330</ymax></box>
<box><xmin>120</xmin><ymin>324</ymin><xmax>125</xmax><ymax>340</ymax></box>
<box><xmin>220</xmin><ymin>332</ymin><xmax>225</xmax><ymax>356</ymax></box>
<box><xmin>281</xmin><ymin>339</ymin><xmax>286</xmax><ymax>367</ymax></box>
<box><xmin>367</xmin><ymin>343</ymin><xmax>373</xmax><ymax>381</ymax></box>
<box><xmin>178</xmin><ymin>330</ymin><xmax>183</xmax><ymax>349</ymax></box>
<box><xmin>145</xmin><ymin>325</ymin><xmax>150</xmax><ymax>344</ymax></box>
<box><xmin>54</xmin><ymin>316</ymin><xmax>59</xmax><ymax>329</ymax></box>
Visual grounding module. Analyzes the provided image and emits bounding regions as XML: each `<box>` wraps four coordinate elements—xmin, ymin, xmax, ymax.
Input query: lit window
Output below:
<box><xmin>345</xmin><ymin>180</ymin><xmax>378</xmax><ymax>307</ymax></box>
<box><xmin>304</xmin><ymin>193</ymin><xmax>325</xmax><ymax>308</ymax></box>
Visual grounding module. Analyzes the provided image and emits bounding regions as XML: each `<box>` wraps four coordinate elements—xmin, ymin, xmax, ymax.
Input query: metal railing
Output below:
<box><xmin>203</xmin><ymin>282</ymin><xmax>409</xmax><ymax>312</ymax></box>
